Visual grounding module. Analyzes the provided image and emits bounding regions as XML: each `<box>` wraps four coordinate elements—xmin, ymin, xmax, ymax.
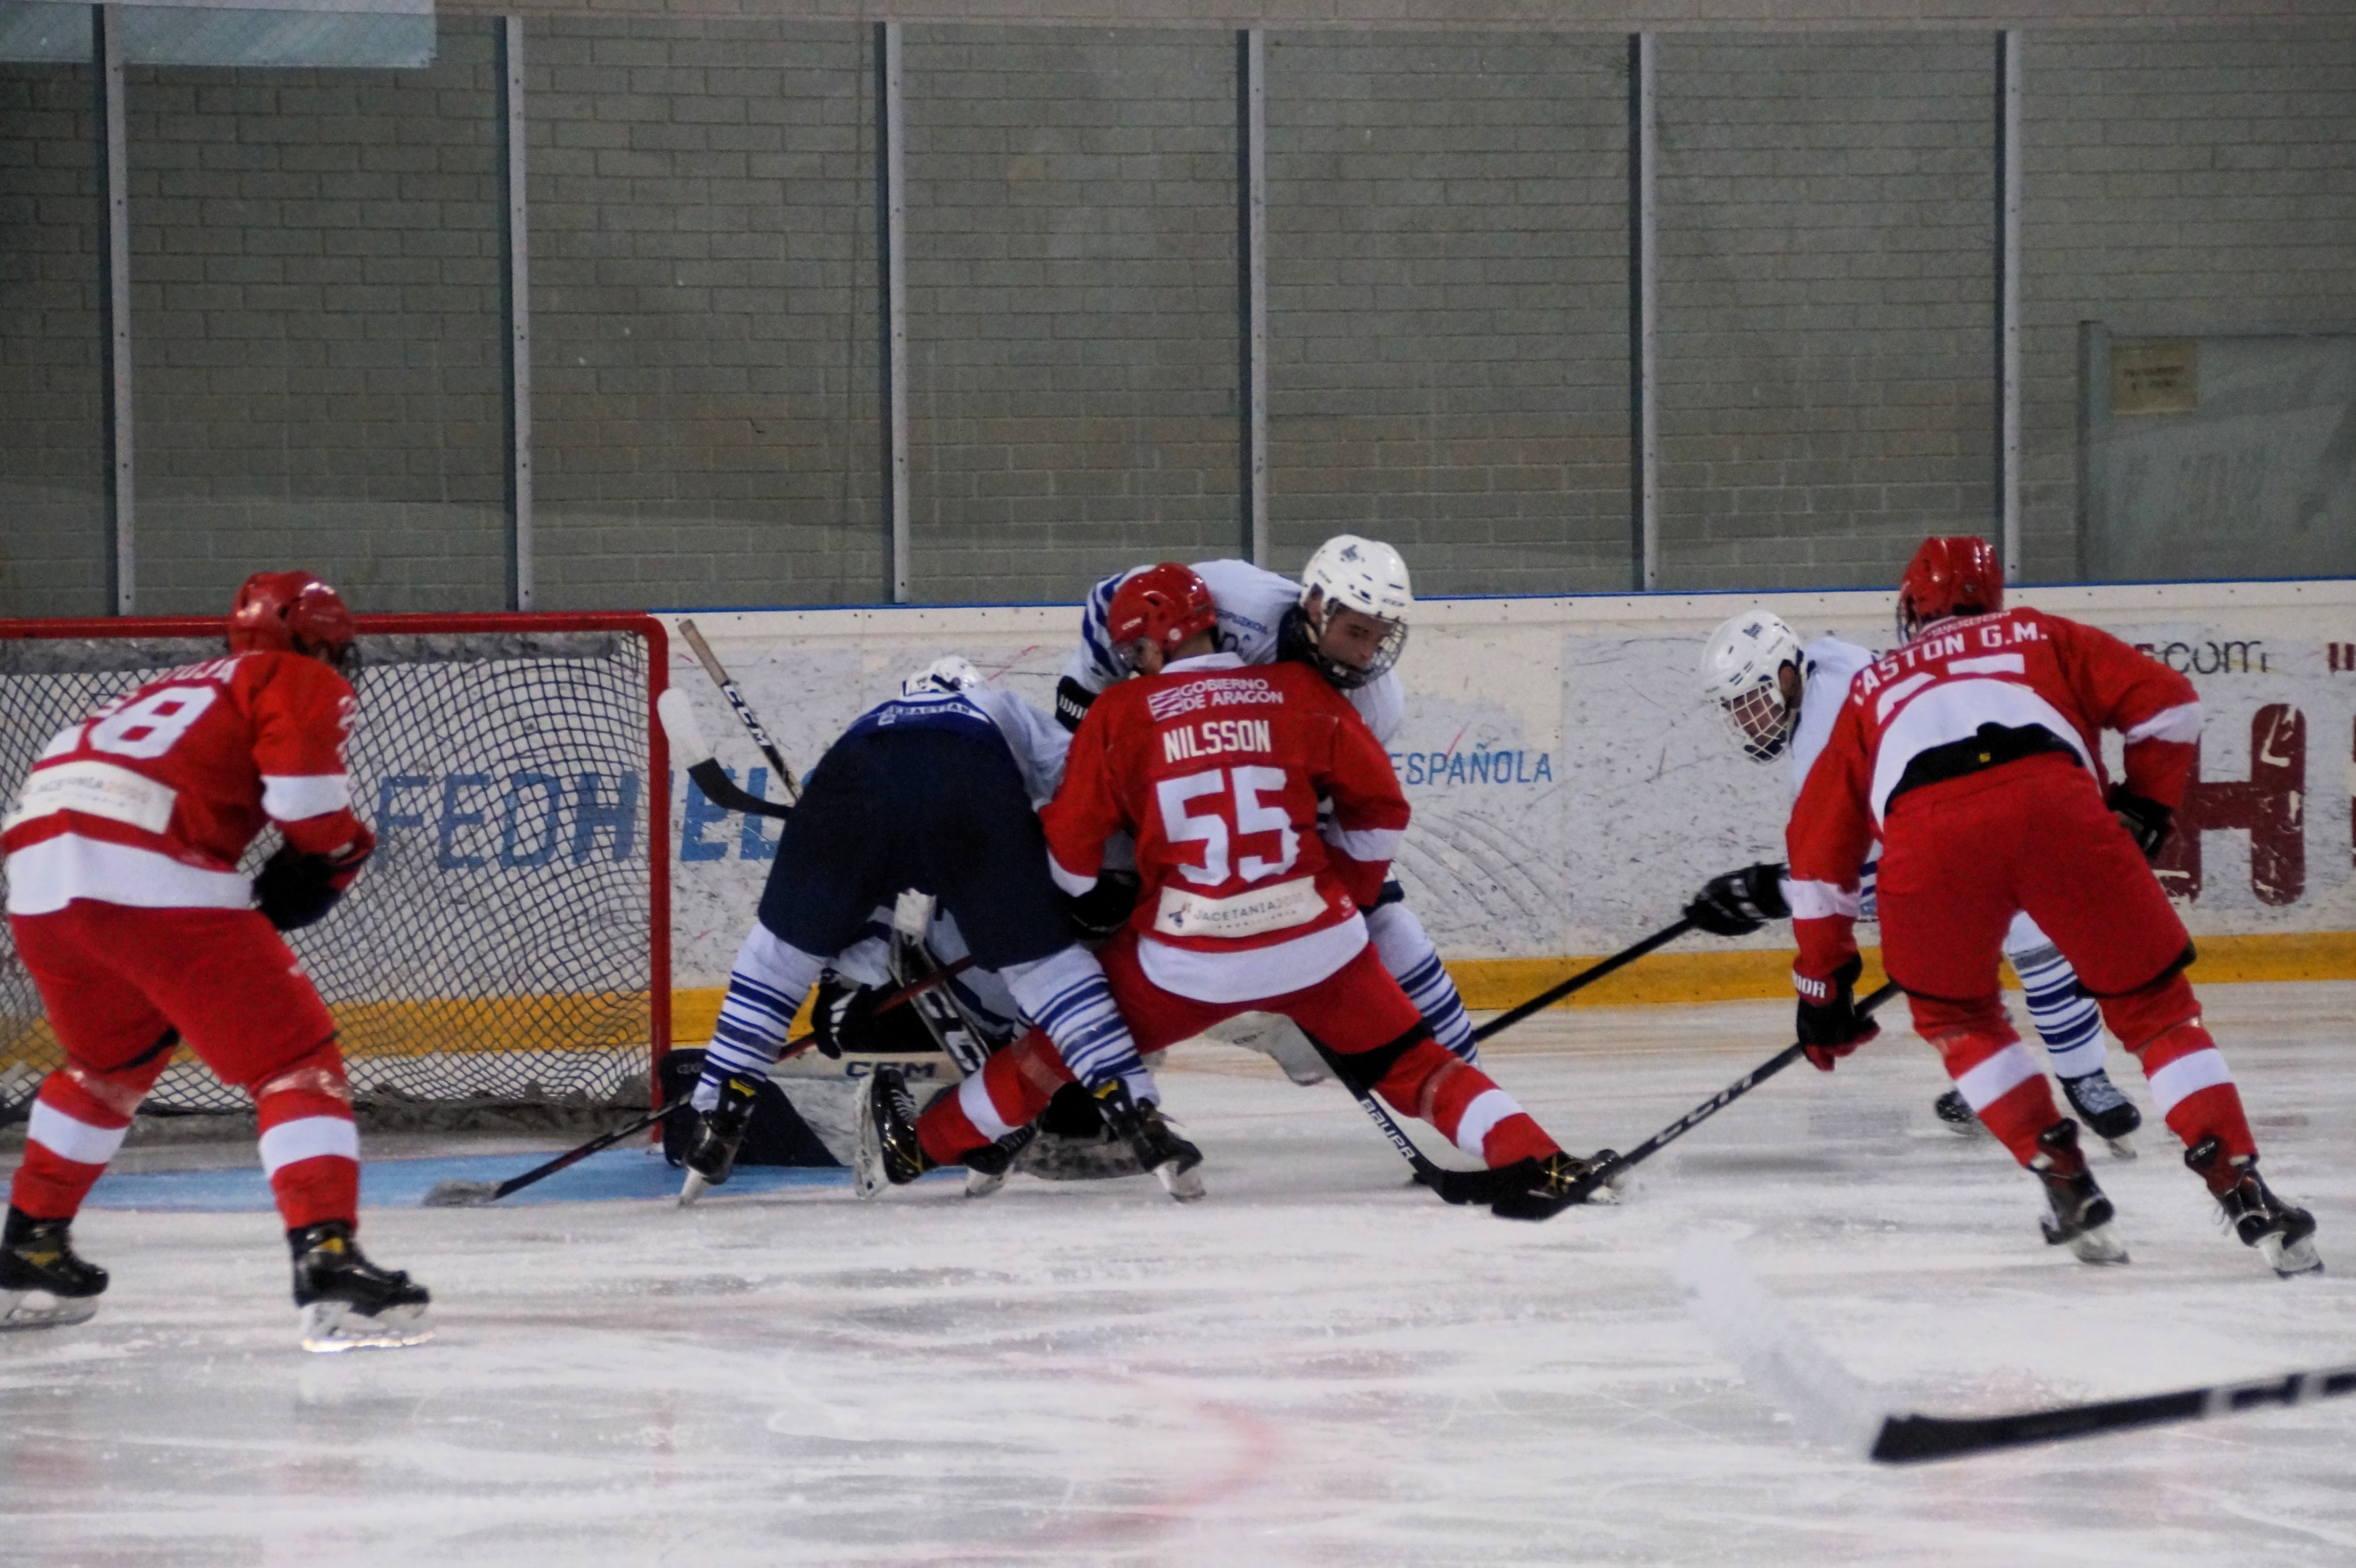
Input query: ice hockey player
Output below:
<box><xmin>859</xmin><ymin>564</ymin><xmax>1597</xmax><ymax>1219</ymax></box>
<box><xmin>1055</xmin><ymin>537</ymin><xmax>1480</xmax><ymax>1070</ymax></box>
<box><xmin>1780</xmin><ymin>536</ymin><xmax>2319</xmax><ymax>1274</ymax></box>
<box><xmin>1</xmin><ymin>571</ymin><xmax>431</xmax><ymax>1350</ymax></box>
<box><xmin>677</xmin><ymin>656</ymin><xmax>1153</xmax><ymax>1202</ymax></box>
<box><xmin>1689</xmin><ymin>606</ymin><xmax>2143</xmax><ymax>1156</ymax></box>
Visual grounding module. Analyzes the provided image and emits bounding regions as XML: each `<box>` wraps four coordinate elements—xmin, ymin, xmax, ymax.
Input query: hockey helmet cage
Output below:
<box><xmin>1698</xmin><ymin>608</ymin><xmax>1804</xmax><ymax>763</ymax></box>
<box><xmin>228</xmin><ymin>571</ymin><xmax>357</xmax><ymax>670</ymax></box>
<box><xmin>1897</xmin><ymin>535</ymin><xmax>2003</xmax><ymax>645</ymax></box>
<box><xmin>901</xmin><ymin>654</ymin><xmax>984</xmax><ymax>696</ymax></box>
<box><xmin>1294</xmin><ymin>534</ymin><xmax>1412</xmax><ymax>689</ymax></box>
<box><xmin>1105</xmin><ymin>563</ymin><xmax>1218</xmax><ymax>670</ymax></box>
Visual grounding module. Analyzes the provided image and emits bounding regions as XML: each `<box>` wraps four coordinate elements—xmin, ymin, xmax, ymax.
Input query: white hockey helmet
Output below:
<box><xmin>1698</xmin><ymin>608</ymin><xmax>1803</xmax><ymax>763</ymax></box>
<box><xmin>1296</xmin><ymin>534</ymin><xmax>1412</xmax><ymax>687</ymax></box>
<box><xmin>901</xmin><ymin>654</ymin><xmax>983</xmax><ymax>697</ymax></box>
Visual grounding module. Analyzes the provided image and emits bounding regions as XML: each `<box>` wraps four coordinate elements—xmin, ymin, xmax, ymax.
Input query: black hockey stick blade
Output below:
<box><xmin>1564</xmin><ymin>979</ymin><xmax>1901</xmax><ymax>1202</ymax></box>
<box><xmin>656</xmin><ymin>686</ymin><xmax>792</xmax><ymax>819</ymax></box>
<box><xmin>1471</xmin><ymin>917</ymin><xmax>1695</xmax><ymax>1044</ymax></box>
<box><xmin>1870</xmin><ymin>1364</ymin><xmax>2356</xmax><ymax>1463</ymax></box>
<box><xmin>689</xmin><ymin>758</ymin><xmax>791</xmax><ymax>820</ymax></box>
<box><xmin>678</xmin><ymin>619</ymin><xmax>801</xmax><ymax>802</ymax></box>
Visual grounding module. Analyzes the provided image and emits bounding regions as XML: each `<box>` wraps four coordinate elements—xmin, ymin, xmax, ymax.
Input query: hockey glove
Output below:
<box><xmin>1061</xmin><ymin>868</ymin><xmax>1141</xmax><ymax>943</ymax></box>
<box><xmin>1684</xmin><ymin>862</ymin><xmax>1792</xmax><ymax>937</ymax></box>
<box><xmin>254</xmin><ymin>841</ymin><xmax>368</xmax><ymax>931</ymax></box>
<box><xmin>810</xmin><ymin>974</ymin><xmax>879</xmax><ymax>1060</ymax></box>
<box><xmin>2108</xmin><ymin>785</ymin><xmax>2174</xmax><ymax>862</ymax></box>
<box><xmin>1054</xmin><ymin>675</ymin><xmax>1098</xmax><ymax>734</ymax></box>
<box><xmin>1794</xmin><ymin>955</ymin><xmax>1879</xmax><ymax>1070</ymax></box>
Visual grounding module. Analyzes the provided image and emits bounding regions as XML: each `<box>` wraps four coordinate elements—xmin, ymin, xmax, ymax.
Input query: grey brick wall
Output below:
<box><xmin>0</xmin><ymin>66</ymin><xmax>108</xmax><ymax>619</ymax></box>
<box><xmin>1265</xmin><ymin>33</ymin><xmax>1630</xmax><ymax>597</ymax></box>
<box><xmin>2020</xmin><ymin>27</ymin><xmax>2356</xmax><ymax>583</ymax></box>
<box><xmin>901</xmin><ymin>26</ymin><xmax>1235</xmax><ymax>605</ymax></box>
<box><xmin>1654</xmin><ymin>33</ymin><xmax>1997</xmax><ymax>594</ymax></box>
<box><xmin>123</xmin><ymin>25</ymin><xmax>509</xmax><ymax>617</ymax></box>
<box><xmin>529</xmin><ymin>17</ymin><xmax>881</xmax><ymax>611</ymax></box>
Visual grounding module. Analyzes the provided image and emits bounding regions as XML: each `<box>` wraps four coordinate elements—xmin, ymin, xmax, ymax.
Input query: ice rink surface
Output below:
<box><xmin>7</xmin><ymin>983</ymin><xmax>2356</xmax><ymax>1567</ymax></box>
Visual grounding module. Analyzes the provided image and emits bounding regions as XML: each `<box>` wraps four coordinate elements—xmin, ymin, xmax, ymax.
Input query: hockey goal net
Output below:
<box><xmin>0</xmin><ymin>613</ymin><xmax>671</xmax><ymax>1121</ymax></box>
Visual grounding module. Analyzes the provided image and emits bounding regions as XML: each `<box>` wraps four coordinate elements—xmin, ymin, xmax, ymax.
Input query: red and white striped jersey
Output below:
<box><xmin>1043</xmin><ymin>651</ymin><xmax>1409</xmax><ymax>1003</ymax></box>
<box><xmin>3</xmin><ymin>651</ymin><xmax>371</xmax><ymax>915</ymax></box>
<box><xmin>1786</xmin><ymin>606</ymin><xmax>2199</xmax><ymax>977</ymax></box>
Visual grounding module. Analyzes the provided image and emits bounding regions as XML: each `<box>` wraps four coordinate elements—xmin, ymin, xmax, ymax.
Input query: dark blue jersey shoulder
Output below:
<box><xmin>840</xmin><ymin>693</ymin><xmax>1013</xmax><ymax>759</ymax></box>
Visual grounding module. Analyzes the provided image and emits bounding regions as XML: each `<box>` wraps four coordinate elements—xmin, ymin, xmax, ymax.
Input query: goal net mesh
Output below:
<box><xmin>0</xmin><ymin>626</ymin><xmax>661</xmax><ymax>1120</ymax></box>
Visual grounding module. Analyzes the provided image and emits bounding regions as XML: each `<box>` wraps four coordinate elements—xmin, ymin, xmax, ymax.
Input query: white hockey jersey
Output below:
<box><xmin>1062</xmin><ymin>558</ymin><xmax>1407</xmax><ymax>745</ymax></box>
<box><xmin>1787</xmin><ymin>635</ymin><xmax>1876</xmax><ymax>794</ymax></box>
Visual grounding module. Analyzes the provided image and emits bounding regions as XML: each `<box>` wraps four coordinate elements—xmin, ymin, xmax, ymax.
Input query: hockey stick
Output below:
<box><xmin>1870</xmin><ymin>1362</ymin><xmax>2356</xmax><ymax>1463</ymax></box>
<box><xmin>1562</xmin><ymin>980</ymin><xmax>1901</xmax><ymax>1203</ymax></box>
<box><xmin>1296</xmin><ymin>1034</ymin><xmax>1515</xmax><ymax>1206</ymax></box>
<box><xmin>677</xmin><ymin>619</ymin><xmax>801</xmax><ymax>804</ymax></box>
<box><xmin>418</xmin><ymin>956</ymin><xmax>975</xmax><ymax>1207</ymax></box>
<box><xmin>1470</xmin><ymin>916</ymin><xmax>1696</xmax><ymax>1044</ymax></box>
<box><xmin>658</xmin><ymin>687</ymin><xmax>791</xmax><ymax>820</ymax></box>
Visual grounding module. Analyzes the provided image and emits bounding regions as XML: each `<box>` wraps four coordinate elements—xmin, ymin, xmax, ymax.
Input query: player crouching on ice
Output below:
<box><xmin>1774</xmin><ymin>536</ymin><xmax>2318</xmax><ymax>1274</ymax></box>
<box><xmin>1</xmin><ymin>572</ymin><xmax>430</xmax><ymax>1350</ymax></box>
<box><xmin>679</xmin><ymin>657</ymin><xmax>1168</xmax><ymax>1203</ymax></box>
<box><xmin>1689</xmin><ymin>605</ymin><xmax>2142</xmax><ymax>1157</ymax></box>
<box><xmin>861</xmin><ymin>564</ymin><xmax>1597</xmax><ymax>1219</ymax></box>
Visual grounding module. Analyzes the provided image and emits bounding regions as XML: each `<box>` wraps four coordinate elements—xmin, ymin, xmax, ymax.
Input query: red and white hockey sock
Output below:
<box><xmin>1929</xmin><ymin>1028</ymin><xmax>2063</xmax><ymax>1168</ymax></box>
<box><xmin>250</xmin><ymin>1048</ymin><xmax>360</xmax><ymax>1232</ymax></box>
<box><xmin>2133</xmin><ymin>1017</ymin><xmax>2255</xmax><ymax>1163</ymax></box>
<box><xmin>1369</xmin><ymin>1040</ymin><xmax>1558</xmax><ymax>1168</ymax></box>
<box><xmin>8</xmin><ymin>1067</ymin><xmax>144</xmax><ymax>1220</ymax></box>
<box><xmin>915</xmin><ymin>1029</ymin><xmax>1072</xmax><ymax>1168</ymax></box>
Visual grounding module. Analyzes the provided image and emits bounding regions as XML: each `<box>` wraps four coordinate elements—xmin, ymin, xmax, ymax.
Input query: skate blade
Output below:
<box><xmin>963</xmin><ymin>1168</ymin><xmax>1007</xmax><ymax>1200</ymax></box>
<box><xmin>2262</xmin><ymin>1232</ymin><xmax>2324</xmax><ymax>1277</ymax></box>
<box><xmin>677</xmin><ymin>1170</ymin><xmax>713</xmax><ymax>1208</ymax></box>
<box><xmin>1155</xmin><ymin>1161</ymin><xmax>1207</xmax><ymax>1202</ymax></box>
<box><xmin>300</xmin><ymin>1300</ymin><xmax>434</xmax><ymax>1354</ymax></box>
<box><xmin>2100</xmin><ymin>1135</ymin><xmax>2137</xmax><ymax>1161</ymax></box>
<box><xmin>2066</xmin><ymin>1223</ymin><xmax>2131</xmax><ymax>1266</ymax></box>
<box><xmin>0</xmin><ymin>1289</ymin><xmax>101</xmax><ymax>1331</ymax></box>
<box><xmin>851</xmin><ymin>1104</ymin><xmax>888</xmax><ymax>1201</ymax></box>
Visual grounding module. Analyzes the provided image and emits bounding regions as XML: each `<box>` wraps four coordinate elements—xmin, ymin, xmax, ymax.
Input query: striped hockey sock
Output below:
<box><xmin>1367</xmin><ymin>1039</ymin><xmax>1557</xmax><ymax>1167</ymax></box>
<box><xmin>251</xmin><ymin>1047</ymin><xmax>360</xmax><ymax>1232</ymax></box>
<box><xmin>696</xmin><ymin>925</ymin><xmax>826</xmax><ymax>1110</ymax></box>
<box><xmin>916</xmin><ymin>1030</ymin><xmax>1072</xmax><ymax>1167</ymax></box>
<box><xmin>2009</xmin><ymin>940</ymin><xmax>2107</xmax><ymax>1080</ymax></box>
<box><xmin>1368</xmin><ymin>901</ymin><xmax>1479</xmax><ymax>1062</ymax></box>
<box><xmin>2135</xmin><ymin>1017</ymin><xmax>2256</xmax><ymax>1162</ymax></box>
<box><xmin>1929</xmin><ymin>1027</ymin><xmax>2065</xmax><ymax>1167</ymax></box>
<box><xmin>1002</xmin><ymin>947</ymin><xmax>1145</xmax><ymax>1094</ymax></box>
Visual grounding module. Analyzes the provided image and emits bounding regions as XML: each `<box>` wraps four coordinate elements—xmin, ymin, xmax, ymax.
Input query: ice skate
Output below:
<box><xmin>1489</xmin><ymin>1151</ymin><xmax>1609</xmax><ymax>1221</ymax></box>
<box><xmin>2030</xmin><ymin>1120</ymin><xmax>2128</xmax><ymax>1265</ymax></box>
<box><xmin>1932</xmin><ymin>1088</ymin><xmax>1987</xmax><ymax>1137</ymax></box>
<box><xmin>961</xmin><ymin>1125</ymin><xmax>1036</xmax><ymax>1199</ymax></box>
<box><xmin>854</xmin><ymin>1065</ymin><xmax>934</xmax><ymax>1199</ymax></box>
<box><xmin>2186</xmin><ymin>1137</ymin><xmax>2322</xmax><ymax>1277</ymax></box>
<box><xmin>0</xmin><ymin>1208</ymin><xmax>107</xmax><ymax>1331</ymax></box>
<box><xmin>290</xmin><ymin>1222</ymin><xmax>432</xmax><ymax>1353</ymax></box>
<box><xmin>2060</xmin><ymin>1069</ymin><xmax>2141</xmax><ymax>1159</ymax></box>
<box><xmin>677</xmin><ymin>1074</ymin><xmax>761</xmax><ymax>1207</ymax></box>
<box><xmin>1093</xmin><ymin>1081</ymin><xmax>1205</xmax><ymax>1202</ymax></box>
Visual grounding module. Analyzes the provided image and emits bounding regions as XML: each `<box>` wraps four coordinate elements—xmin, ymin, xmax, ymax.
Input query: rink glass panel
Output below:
<box><xmin>526</xmin><ymin>18</ymin><xmax>884</xmax><ymax>611</ymax></box>
<box><xmin>122</xmin><ymin>22</ymin><xmax>511</xmax><ymax>615</ymax></box>
<box><xmin>0</xmin><ymin>628</ymin><xmax>657</xmax><ymax>1119</ymax></box>
<box><xmin>0</xmin><ymin>63</ymin><xmax>109</xmax><ymax>620</ymax></box>
<box><xmin>900</xmin><ymin>27</ymin><xmax>1239</xmax><ymax>603</ymax></box>
<box><xmin>1263</xmin><ymin>33</ymin><xmax>1630</xmax><ymax>596</ymax></box>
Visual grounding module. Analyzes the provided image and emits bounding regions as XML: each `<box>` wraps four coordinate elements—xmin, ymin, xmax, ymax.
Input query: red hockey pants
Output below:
<box><xmin>916</xmin><ymin>933</ymin><xmax>1559</xmax><ymax>1171</ymax></box>
<box><xmin>1875</xmin><ymin>753</ymin><xmax>2253</xmax><ymax>1170</ymax></box>
<box><xmin>8</xmin><ymin>902</ymin><xmax>360</xmax><ymax>1231</ymax></box>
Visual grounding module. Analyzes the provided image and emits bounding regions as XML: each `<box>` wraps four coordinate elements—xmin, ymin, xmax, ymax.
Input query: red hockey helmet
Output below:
<box><xmin>1106</xmin><ymin>563</ymin><xmax>1218</xmax><ymax>670</ymax></box>
<box><xmin>229</xmin><ymin>570</ymin><xmax>358</xmax><ymax>669</ymax></box>
<box><xmin>1896</xmin><ymin>535</ymin><xmax>2003</xmax><ymax>644</ymax></box>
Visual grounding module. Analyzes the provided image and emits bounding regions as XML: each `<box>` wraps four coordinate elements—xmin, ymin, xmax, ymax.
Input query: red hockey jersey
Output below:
<box><xmin>1043</xmin><ymin>651</ymin><xmax>1410</xmax><ymax>1003</ymax></box>
<box><xmin>3</xmin><ymin>651</ymin><xmax>372</xmax><ymax>916</ymax></box>
<box><xmin>1785</xmin><ymin>605</ymin><xmax>2199</xmax><ymax>978</ymax></box>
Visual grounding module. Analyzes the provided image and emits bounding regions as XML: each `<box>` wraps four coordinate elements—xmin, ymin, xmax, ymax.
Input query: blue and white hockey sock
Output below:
<box><xmin>1002</xmin><ymin>947</ymin><xmax>1150</xmax><ymax>1101</ymax></box>
<box><xmin>695</xmin><ymin>924</ymin><xmax>827</xmax><ymax>1110</ymax></box>
<box><xmin>1366</xmin><ymin>900</ymin><xmax>1478</xmax><ymax>1063</ymax></box>
<box><xmin>2009</xmin><ymin>937</ymin><xmax>2107</xmax><ymax>1080</ymax></box>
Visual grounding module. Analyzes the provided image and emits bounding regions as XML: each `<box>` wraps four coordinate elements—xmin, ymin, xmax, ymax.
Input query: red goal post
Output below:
<box><xmin>0</xmin><ymin>612</ymin><xmax>671</xmax><ymax>1120</ymax></box>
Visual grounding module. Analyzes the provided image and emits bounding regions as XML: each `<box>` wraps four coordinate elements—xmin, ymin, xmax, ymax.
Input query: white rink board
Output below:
<box><xmin>659</xmin><ymin>581</ymin><xmax>2356</xmax><ymax>988</ymax></box>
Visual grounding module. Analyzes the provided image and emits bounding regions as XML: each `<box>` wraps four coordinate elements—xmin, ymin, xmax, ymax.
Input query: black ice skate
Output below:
<box><xmin>1489</xmin><ymin>1152</ymin><xmax>1609</xmax><ymax>1222</ymax></box>
<box><xmin>853</xmin><ymin>1065</ymin><xmax>936</xmax><ymax>1199</ymax></box>
<box><xmin>289</xmin><ymin>1221</ymin><xmax>432</xmax><ymax>1353</ymax></box>
<box><xmin>0</xmin><ymin>1207</ymin><xmax>107</xmax><ymax>1331</ymax></box>
<box><xmin>2060</xmin><ymin>1069</ymin><xmax>2142</xmax><ymax>1159</ymax></box>
<box><xmin>1932</xmin><ymin>1088</ymin><xmax>1987</xmax><ymax>1137</ymax></box>
<box><xmin>1092</xmin><ymin>1081</ymin><xmax>1205</xmax><ymax>1202</ymax></box>
<box><xmin>2030</xmin><ymin>1120</ymin><xmax>2129</xmax><ymax>1265</ymax></box>
<box><xmin>676</xmin><ymin>1074</ymin><xmax>761</xmax><ymax>1207</ymax></box>
<box><xmin>960</xmin><ymin>1124</ymin><xmax>1037</xmax><ymax>1199</ymax></box>
<box><xmin>2185</xmin><ymin>1137</ymin><xmax>2322</xmax><ymax>1277</ymax></box>
<box><xmin>1014</xmin><ymin>1083</ymin><xmax>1147</xmax><ymax>1182</ymax></box>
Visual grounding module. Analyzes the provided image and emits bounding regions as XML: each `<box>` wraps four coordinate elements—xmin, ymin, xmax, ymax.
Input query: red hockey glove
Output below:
<box><xmin>1684</xmin><ymin>862</ymin><xmax>1791</xmax><ymax>937</ymax></box>
<box><xmin>2107</xmin><ymin>785</ymin><xmax>2174</xmax><ymax>863</ymax></box>
<box><xmin>1794</xmin><ymin>955</ymin><xmax>1879</xmax><ymax>1070</ymax></box>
